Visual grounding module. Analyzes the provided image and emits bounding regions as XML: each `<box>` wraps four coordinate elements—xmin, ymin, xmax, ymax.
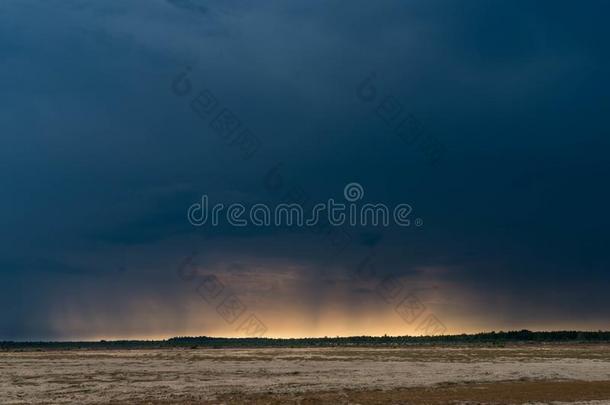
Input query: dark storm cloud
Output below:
<box><xmin>1</xmin><ymin>0</ymin><xmax>609</xmax><ymax>339</ymax></box>
<box><xmin>166</xmin><ymin>0</ymin><xmax>208</xmax><ymax>16</ymax></box>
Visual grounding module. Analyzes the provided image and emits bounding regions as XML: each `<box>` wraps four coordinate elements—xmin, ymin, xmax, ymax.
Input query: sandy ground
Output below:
<box><xmin>1</xmin><ymin>345</ymin><xmax>610</xmax><ymax>404</ymax></box>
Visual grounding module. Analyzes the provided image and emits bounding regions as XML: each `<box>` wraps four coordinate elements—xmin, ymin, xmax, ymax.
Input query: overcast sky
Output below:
<box><xmin>1</xmin><ymin>0</ymin><xmax>609</xmax><ymax>340</ymax></box>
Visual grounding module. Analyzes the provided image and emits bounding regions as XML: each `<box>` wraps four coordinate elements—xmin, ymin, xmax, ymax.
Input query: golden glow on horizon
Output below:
<box><xmin>43</xmin><ymin>267</ymin><xmax>609</xmax><ymax>341</ymax></box>
<box><xmin>47</xmin><ymin>302</ymin><xmax>610</xmax><ymax>342</ymax></box>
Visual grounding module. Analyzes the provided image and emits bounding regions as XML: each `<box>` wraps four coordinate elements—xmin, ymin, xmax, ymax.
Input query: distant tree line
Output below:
<box><xmin>2</xmin><ymin>330</ymin><xmax>610</xmax><ymax>350</ymax></box>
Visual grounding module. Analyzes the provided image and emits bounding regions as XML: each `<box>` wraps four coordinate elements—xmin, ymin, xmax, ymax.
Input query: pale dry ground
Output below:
<box><xmin>1</xmin><ymin>345</ymin><xmax>610</xmax><ymax>404</ymax></box>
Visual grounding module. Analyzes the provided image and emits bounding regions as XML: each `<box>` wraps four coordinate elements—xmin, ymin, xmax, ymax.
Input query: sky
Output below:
<box><xmin>1</xmin><ymin>0</ymin><xmax>609</xmax><ymax>340</ymax></box>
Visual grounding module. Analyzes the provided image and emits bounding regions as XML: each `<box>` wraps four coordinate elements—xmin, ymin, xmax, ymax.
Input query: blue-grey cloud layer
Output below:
<box><xmin>1</xmin><ymin>0</ymin><xmax>609</xmax><ymax>339</ymax></box>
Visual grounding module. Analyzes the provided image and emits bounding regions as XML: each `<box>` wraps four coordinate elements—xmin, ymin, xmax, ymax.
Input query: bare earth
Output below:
<box><xmin>2</xmin><ymin>345</ymin><xmax>610</xmax><ymax>404</ymax></box>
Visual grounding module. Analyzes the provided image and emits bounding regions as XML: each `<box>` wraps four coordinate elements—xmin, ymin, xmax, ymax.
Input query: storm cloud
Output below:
<box><xmin>1</xmin><ymin>0</ymin><xmax>609</xmax><ymax>340</ymax></box>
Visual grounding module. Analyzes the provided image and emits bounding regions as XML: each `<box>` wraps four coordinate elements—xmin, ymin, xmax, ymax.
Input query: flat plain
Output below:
<box><xmin>2</xmin><ymin>344</ymin><xmax>610</xmax><ymax>404</ymax></box>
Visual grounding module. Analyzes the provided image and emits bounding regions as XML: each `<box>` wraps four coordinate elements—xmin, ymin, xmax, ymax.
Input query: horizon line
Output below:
<box><xmin>3</xmin><ymin>329</ymin><xmax>610</xmax><ymax>344</ymax></box>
